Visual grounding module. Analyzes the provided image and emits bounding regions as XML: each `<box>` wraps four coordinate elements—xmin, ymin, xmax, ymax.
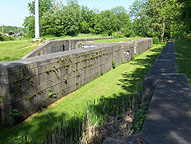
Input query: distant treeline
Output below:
<box><xmin>23</xmin><ymin>0</ymin><xmax>191</xmax><ymax>41</ymax></box>
<box><xmin>0</xmin><ymin>26</ymin><xmax>27</xmax><ymax>34</ymax></box>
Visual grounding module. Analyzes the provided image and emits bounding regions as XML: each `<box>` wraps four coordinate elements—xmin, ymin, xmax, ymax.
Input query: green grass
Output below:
<box><xmin>43</xmin><ymin>33</ymin><xmax>108</xmax><ymax>41</ymax></box>
<box><xmin>174</xmin><ymin>39</ymin><xmax>191</xmax><ymax>86</ymax></box>
<box><xmin>0</xmin><ymin>40</ymin><xmax>39</xmax><ymax>61</ymax></box>
<box><xmin>91</xmin><ymin>37</ymin><xmax>145</xmax><ymax>43</ymax></box>
<box><xmin>0</xmin><ymin>43</ymin><xmax>164</xmax><ymax>143</ymax></box>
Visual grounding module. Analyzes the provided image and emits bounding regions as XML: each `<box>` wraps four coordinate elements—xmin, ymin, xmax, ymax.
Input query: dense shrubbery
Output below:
<box><xmin>112</xmin><ymin>32</ymin><xmax>125</xmax><ymax>38</ymax></box>
<box><xmin>153</xmin><ymin>37</ymin><xmax>159</xmax><ymax>44</ymax></box>
<box><xmin>0</xmin><ymin>34</ymin><xmax>14</xmax><ymax>41</ymax></box>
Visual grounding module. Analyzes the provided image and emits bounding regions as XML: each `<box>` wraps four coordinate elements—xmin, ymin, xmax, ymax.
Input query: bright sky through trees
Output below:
<box><xmin>0</xmin><ymin>0</ymin><xmax>135</xmax><ymax>27</ymax></box>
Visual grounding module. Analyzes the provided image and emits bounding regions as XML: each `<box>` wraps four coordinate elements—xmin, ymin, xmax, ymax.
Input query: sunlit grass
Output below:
<box><xmin>0</xmin><ymin>40</ymin><xmax>39</xmax><ymax>61</ymax></box>
<box><xmin>91</xmin><ymin>37</ymin><xmax>145</xmax><ymax>43</ymax></box>
<box><xmin>43</xmin><ymin>33</ymin><xmax>107</xmax><ymax>41</ymax></box>
<box><xmin>174</xmin><ymin>39</ymin><xmax>191</xmax><ymax>86</ymax></box>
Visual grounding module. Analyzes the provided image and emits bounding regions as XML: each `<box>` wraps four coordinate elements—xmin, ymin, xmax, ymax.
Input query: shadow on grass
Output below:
<box><xmin>0</xmin><ymin>44</ymin><xmax>164</xmax><ymax>143</ymax></box>
<box><xmin>174</xmin><ymin>39</ymin><xmax>191</xmax><ymax>86</ymax></box>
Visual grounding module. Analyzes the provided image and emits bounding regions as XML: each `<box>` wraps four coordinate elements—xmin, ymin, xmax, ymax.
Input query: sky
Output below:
<box><xmin>0</xmin><ymin>0</ymin><xmax>136</xmax><ymax>27</ymax></box>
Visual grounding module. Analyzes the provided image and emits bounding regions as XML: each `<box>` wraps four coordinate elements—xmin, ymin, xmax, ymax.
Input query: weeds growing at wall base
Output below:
<box><xmin>6</xmin><ymin>83</ymin><xmax>144</xmax><ymax>144</ymax></box>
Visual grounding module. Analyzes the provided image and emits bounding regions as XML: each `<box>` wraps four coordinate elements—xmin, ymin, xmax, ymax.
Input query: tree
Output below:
<box><xmin>79</xmin><ymin>6</ymin><xmax>94</xmax><ymax>33</ymax></box>
<box><xmin>178</xmin><ymin>0</ymin><xmax>191</xmax><ymax>36</ymax></box>
<box><xmin>23</xmin><ymin>0</ymin><xmax>54</xmax><ymax>37</ymax></box>
<box><xmin>146</xmin><ymin>0</ymin><xmax>184</xmax><ymax>40</ymax></box>
<box><xmin>89</xmin><ymin>10</ymin><xmax>102</xmax><ymax>34</ymax></box>
<box><xmin>129</xmin><ymin>0</ymin><xmax>186</xmax><ymax>40</ymax></box>
<box><xmin>129</xmin><ymin>0</ymin><xmax>154</xmax><ymax>37</ymax></box>
<box><xmin>111</xmin><ymin>6</ymin><xmax>130</xmax><ymax>28</ymax></box>
<box><xmin>2</xmin><ymin>26</ymin><xmax>10</xmax><ymax>34</ymax></box>
<box><xmin>111</xmin><ymin>6</ymin><xmax>131</xmax><ymax>36</ymax></box>
<box><xmin>129</xmin><ymin>0</ymin><xmax>146</xmax><ymax>19</ymax></box>
<box><xmin>99</xmin><ymin>10</ymin><xmax>121</xmax><ymax>36</ymax></box>
<box><xmin>62</xmin><ymin>0</ymin><xmax>81</xmax><ymax>35</ymax></box>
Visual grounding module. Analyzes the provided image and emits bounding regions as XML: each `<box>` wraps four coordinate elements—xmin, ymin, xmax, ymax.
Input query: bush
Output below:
<box><xmin>153</xmin><ymin>37</ymin><xmax>159</xmax><ymax>44</ymax></box>
<box><xmin>0</xmin><ymin>34</ymin><xmax>4</xmax><ymax>41</ymax></box>
<box><xmin>112</xmin><ymin>59</ymin><xmax>116</xmax><ymax>69</ymax></box>
<box><xmin>0</xmin><ymin>34</ymin><xmax>14</xmax><ymax>41</ymax></box>
<box><xmin>163</xmin><ymin>37</ymin><xmax>169</xmax><ymax>43</ymax></box>
<box><xmin>112</xmin><ymin>31</ymin><xmax>125</xmax><ymax>38</ymax></box>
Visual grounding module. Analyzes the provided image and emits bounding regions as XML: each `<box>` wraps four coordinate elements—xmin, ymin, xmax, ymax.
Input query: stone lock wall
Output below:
<box><xmin>0</xmin><ymin>38</ymin><xmax>152</xmax><ymax>125</ymax></box>
<box><xmin>22</xmin><ymin>37</ymin><xmax>114</xmax><ymax>59</ymax></box>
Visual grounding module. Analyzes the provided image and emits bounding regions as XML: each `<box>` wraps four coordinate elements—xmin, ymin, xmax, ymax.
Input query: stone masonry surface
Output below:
<box><xmin>21</xmin><ymin>37</ymin><xmax>114</xmax><ymax>59</ymax></box>
<box><xmin>103</xmin><ymin>39</ymin><xmax>191</xmax><ymax>144</ymax></box>
<box><xmin>0</xmin><ymin>38</ymin><xmax>152</xmax><ymax>125</ymax></box>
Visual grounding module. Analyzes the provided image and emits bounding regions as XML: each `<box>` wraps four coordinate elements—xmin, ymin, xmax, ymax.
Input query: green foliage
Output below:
<box><xmin>0</xmin><ymin>34</ymin><xmax>14</xmax><ymax>41</ymax></box>
<box><xmin>0</xmin><ymin>121</ymin><xmax>9</xmax><ymax>131</ymax></box>
<box><xmin>129</xmin><ymin>0</ymin><xmax>191</xmax><ymax>40</ymax></box>
<box><xmin>63</xmin><ymin>77</ymin><xmax>67</xmax><ymax>83</ymax></box>
<box><xmin>9</xmin><ymin>109</ymin><xmax>20</xmax><ymax>117</ymax></box>
<box><xmin>23</xmin><ymin>0</ymin><xmax>131</xmax><ymax>37</ymax></box>
<box><xmin>112</xmin><ymin>59</ymin><xmax>116</xmax><ymax>69</ymax></box>
<box><xmin>0</xmin><ymin>95</ymin><xmax>3</xmax><ymax>99</ymax></box>
<box><xmin>76</xmin><ymin>72</ymin><xmax>80</xmax><ymax>77</ymax></box>
<box><xmin>99</xmin><ymin>10</ymin><xmax>121</xmax><ymax>36</ymax></box>
<box><xmin>134</xmin><ymin>103</ymin><xmax>149</xmax><ymax>133</ymax></box>
<box><xmin>174</xmin><ymin>39</ymin><xmax>191</xmax><ymax>86</ymax></box>
<box><xmin>48</xmin><ymin>92</ymin><xmax>57</xmax><ymax>98</ymax></box>
<box><xmin>0</xmin><ymin>95</ymin><xmax>3</xmax><ymax>103</ymax></box>
<box><xmin>22</xmin><ymin>0</ymin><xmax>191</xmax><ymax>39</ymax></box>
<box><xmin>178</xmin><ymin>0</ymin><xmax>191</xmax><ymax>35</ymax></box>
<box><xmin>79</xmin><ymin>5</ymin><xmax>93</xmax><ymax>33</ymax></box>
<box><xmin>112</xmin><ymin>32</ymin><xmax>125</xmax><ymax>38</ymax></box>
<box><xmin>65</xmin><ymin>63</ymin><xmax>70</xmax><ymax>67</ymax></box>
<box><xmin>153</xmin><ymin>37</ymin><xmax>159</xmax><ymax>44</ymax></box>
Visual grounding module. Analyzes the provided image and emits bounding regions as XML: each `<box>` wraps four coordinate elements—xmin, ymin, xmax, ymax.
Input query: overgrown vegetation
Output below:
<box><xmin>0</xmin><ymin>43</ymin><xmax>164</xmax><ymax>143</ymax></box>
<box><xmin>133</xmin><ymin>103</ymin><xmax>149</xmax><ymax>134</ymax></box>
<box><xmin>0</xmin><ymin>34</ymin><xmax>14</xmax><ymax>41</ymax></box>
<box><xmin>174</xmin><ymin>39</ymin><xmax>191</xmax><ymax>86</ymax></box>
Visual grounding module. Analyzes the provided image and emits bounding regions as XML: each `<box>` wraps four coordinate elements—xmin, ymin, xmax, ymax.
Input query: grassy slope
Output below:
<box><xmin>0</xmin><ymin>40</ymin><xmax>39</xmax><ymax>61</ymax></box>
<box><xmin>43</xmin><ymin>33</ymin><xmax>107</xmax><ymax>40</ymax></box>
<box><xmin>0</xmin><ymin>43</ymin><xmax>164</xmax><ymax>143</ymax></box>
<box><xmin>174</xmin><ymin>39</ymin><xmax>191</xmax><ymax>86</ymax></box>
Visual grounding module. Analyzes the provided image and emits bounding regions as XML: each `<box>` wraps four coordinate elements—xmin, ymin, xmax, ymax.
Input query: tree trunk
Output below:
<box><xmin>161</xmin><ymin>16</ymin><xmax>165</xmax><ymax>42</ymax></box>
